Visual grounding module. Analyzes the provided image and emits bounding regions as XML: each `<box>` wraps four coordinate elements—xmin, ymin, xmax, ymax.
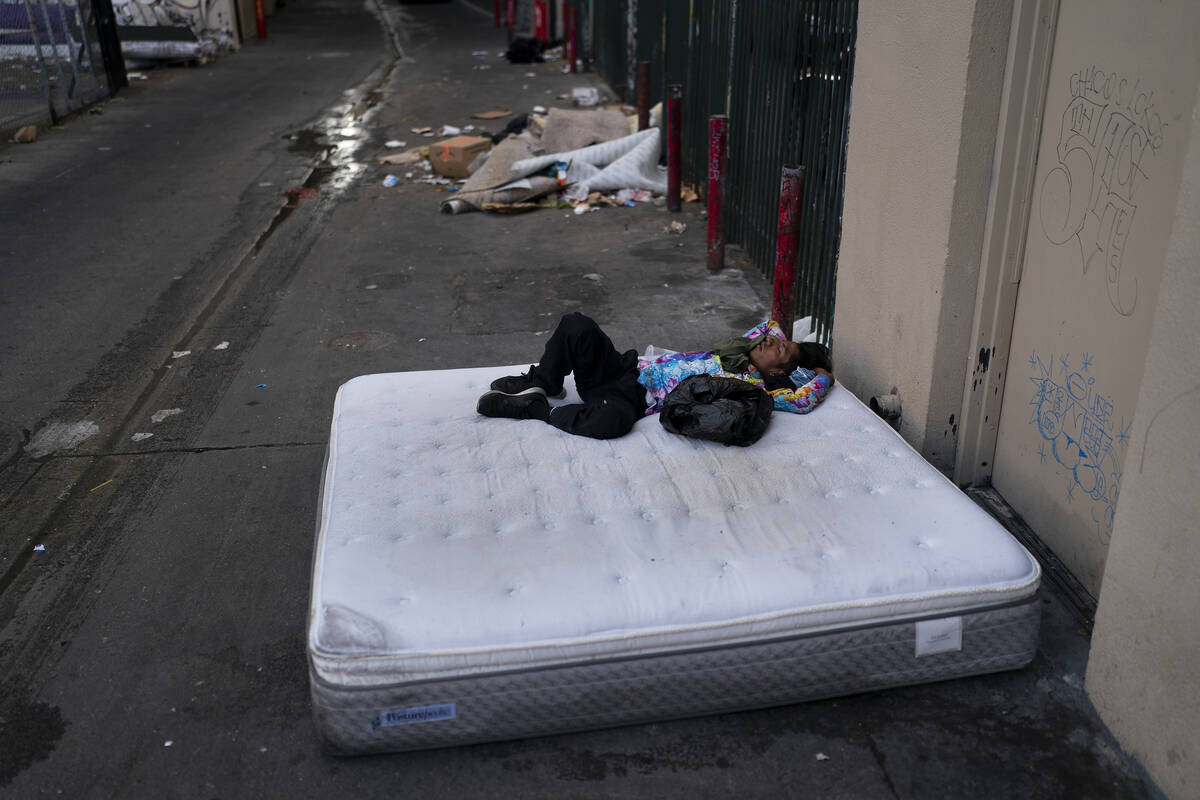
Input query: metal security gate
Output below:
<box><xmin>1</xmin><ymin>0</ymin><xmax>124</xmax><ymax>136</ymax></box>
<box><xmin>577</xmin><ymin>0</ymin><xmax>857</xmax><ymax>346</ymax></box>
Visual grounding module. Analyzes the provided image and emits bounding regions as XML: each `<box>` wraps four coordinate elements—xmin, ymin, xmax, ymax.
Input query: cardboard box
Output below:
<box><xmin>429</xmin><ymin>136</ymin><xmax>492</xmax><ymax>179</ymax></box>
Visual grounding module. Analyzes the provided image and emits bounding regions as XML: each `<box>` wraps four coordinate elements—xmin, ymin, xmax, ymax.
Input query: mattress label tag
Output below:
<box><xmin>915</xmin><ymin>617</ymin><xmax>963</xmax><ymax>657</ymax></box>
<box><xmin>372</xmin><ymin>703</ymin><xmax>457</xmax><ymax>730</ymax></box>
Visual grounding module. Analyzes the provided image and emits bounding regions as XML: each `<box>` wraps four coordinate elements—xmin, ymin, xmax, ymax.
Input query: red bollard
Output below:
<box><xmin>534</xmin><ymin>0</ymin><xmax>548</xmax><ymax>40</ymax></box>
<box><xmin>707</xmin><ymin>115</ymin><xmax>728</xmax><ymax>271</ymax></box>
<box><xmin>567</xmin><ymin>5</ymin><xmax>577</xmax><ymax>72</ymax></box>
<box><xmin>771</xmin><ymin>164</ymin><xmax>806</xmax><ymax>335</ymax></box>
<box><xmin>494</xmin><ymin>0</ymin><xmax>500</xmax><ymax>27</ymax></box>
<box><xmin>637</xmin><ymin>61</ymin><xmax>650</xmax><ymax>131</ymax></box>
<box><xmin>666</xmin><ymin>84</ymin><xmax>682</xmax><ymax>212</ymax></box>
<box><xmin>255</xmin><ymin>0</ymin><xmax>266</xmax><ymax>39</ymax></box>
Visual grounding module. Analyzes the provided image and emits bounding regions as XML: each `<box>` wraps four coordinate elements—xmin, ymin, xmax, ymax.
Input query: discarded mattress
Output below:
<box><xmin>308</xmin><ymin>367</ymin><xmax>1041</xmax><ymax>755</ymax></box>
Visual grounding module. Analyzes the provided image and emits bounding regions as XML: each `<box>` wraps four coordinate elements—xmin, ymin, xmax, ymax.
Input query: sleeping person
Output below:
<box><xmin>476</xmin><ymin>312</ymin><xmax>834</xmax><ymax>440</ymax></box>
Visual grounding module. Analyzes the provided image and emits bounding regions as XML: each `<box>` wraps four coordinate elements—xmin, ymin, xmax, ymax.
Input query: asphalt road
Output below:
<box><xmin>0</xmin><ymin>1</ymin><xmax>1156</xmax><ymax>797</ymax></box>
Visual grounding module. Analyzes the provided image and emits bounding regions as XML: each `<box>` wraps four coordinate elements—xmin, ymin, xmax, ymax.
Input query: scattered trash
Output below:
<box><xmin>151</xmin><ymin>408</ymin><xmax>183</xmax><ymax>424</ymax></box>
<box><xmin>473</xmin><ymin>65</ymin><xmax>492</xmax><ymax>71</ymax></box>
<box><xmin>33</xmin><ymin>544</ymin><xmax>46</xmax><ymax>553</ymax></box>
<box><xmin>505</xmin><ymin>37</ymin><xmax>551</xmax><ymax>63</ymax></box>
<box><xmin>257</xmin><ymin>181</ymin><xmax>273</xmax><ymax>187</ymax></box>
<box><xmin>377</xmin><ymin>148</ymin><xmax>425</xmax><ymax>166</ymax></box>
<box><xmin>410</xmin><ymin>126</ymin><xmax>432</xmax><ymax>134</ymax></box>
<box><xmin>164</xmin><ymin>741</ymin><xmax>173</xmax><ymax>748</ymax></box>
<box><xmin>132</xmin><ymin>432</ymin><xmax>154</xmax><ymax>442</ymax></box>
<box><xmin>429</xmin><ymin>136</ymin><xmax>492</xmax><ymax>179</ymax></box>
<box><xmin>171</xmin><ymin>350</ymin><xmax>191</xmax><ymax>359</ymax></box>
<box><xmin>532</xmin><ymin>105</ymin><xmax>548</xmax><ymax>115</ymax></box>
<box><xmin>256</xmin><ymin>384</ymin><xmax>268</xmax><ymax>389</ymax></box>
<box><xmin>525</xmin><ymin>72</ymin><xmax>537</xmax><ymax>78</ymax></box>
<box><xmin>127</xmin><ymin>71</ymin><xmax>148</xmax><ymax>80</ymax></box>
<box><xmin>664</xmin><ymin>221</ymin><xmax>688</xmax><ymax>234</ymax></box>
<box><xmin>382</xmin><ymin>174</ymin><xmax>399</xmax><ymax>187</ymax></box>
<box><xmin>473</xmin><ymin>109</ymin><xmax>512</xmax><ymax>120</ymax></box>
<box><xmin>616</xmin><ymin>188</ymin><xmax>652</xmax><ymax>205</ymax></box>
<box><xmin>681</xmin><ymin>186</ymin><xmax>700</xmax><ymax>203</ymax></box>
<box><xmin>13</xmin><ymin>125</ymin><xmax>38</xmax><ymax>143</ymax></box>
<box><xmin>572</xmin><ymin>87</ymin><xmax>600</xmax><ymax>107</ymax></box>
<box><xmin>573</xmin><ymin>205</ymin><xmax>587</xmax><ymax>215</ymax></box>
<box><xmin>438</xmin><ymin>124</ymin><xmax>462</xmax><ymax>136</ymax></box>
<box><xmin>214</xmin><ymin>341</ymin><xmax>230</xmax><ymax>350</ymax></box>
<box><xmin>417</xmin><ymin>337</ymin><xmax>427</xmax><ymax>342</ymax></box>
<box><xmin>816</xmin><ymin>753</ymin><xmax>831</xmax><ymax>761</ymax></box>
<box><xmin>25</xmin><ymin>421</ymin><xmax>100</xmax><ymax>458</ymax></box>
<box><xmin>89</xmin><ymin>478</ymin><xmax>114</xmax><ymax>492</ymax></box>
<box><xmin>384</xmin><ymin>139</ymin><xmax>406</xmax><ymax>148</ymax></box>
<box><xmin>471</xmin><ymin>50</ymin><xmax>489</xmax><ymax>56</ymax></box>
<box><xmin>583</xmin><ymin>273</ymin><xmax>602</xmax><ymax>282</ymax></box>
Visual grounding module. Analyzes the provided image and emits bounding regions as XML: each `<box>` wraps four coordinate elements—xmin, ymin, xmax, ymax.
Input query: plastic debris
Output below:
<box><xmin>532</xmin><ymin>105</ymin><xmax>547</xmax><ymax>114</ymax></box>
<box><xmin>472</xmin><ymin>109</ymin><xmax>512</xmax><ymax>120</ymax></box>
<box><xmin>680</xmin><ymin>186</ymin><xmax>700</xmax><ymax>203</ymax></box>
<box><xmin>214</xmin><ymin>341</ymin><xmax>230</xmax><ymax>350</ymax></box>
<box><xmin>438</xmin><ymin>125</ymin><xmax>462</xmax><ymax>137</ymax></box>
<box><xmin>89</xmin><ymin>478</ymin><xmax>113</xmax><ymax>492</ymax></box>
<box><xmin>572</xmin><ymin>87</ymin><xmax>599</xmax><ymax>107</ymax></box>
<box><xmin>383</xmin><ymin>174</ymin><xmax>399</xmax><ymax>187</ymax></box>
<box><xmin>131</xmin><ymin>432</ymin><xmax>154</xmax><ymax>442</ymax></box>
<box><xmin>33</xmin><ymin>544</ymin><xmax>46</xmax><ymax>552</ymax></box>
<box><xmin>384</xmin><ymin>139</ymin><xmax>406</xmax><ymax>148</ymax></box>
<box><xmin>410</xmin><ymin>126</ymin><xmax>432</xmax><ymax>134</ymax></box>
<box><xmin>471</xmin><ymin>50</ymin><xmax>488</xmax><ymax>56</ymax></box>
<box><xmin>816</xmin><ymin>753</ymin><xmax>831</xmax><ymax>761</ymax></box>
<box><xmin>377</xmin><ymin>149</ymin><xmax>425</xmax><ymax>166</ymax></box>
<box><xmin>171</xmin><ymin>350</ymin><xmax>191</xmax><ymax>359</ymax></box>
<box><xmin>583</xmin><ymin>273</ymin><xmax>602</xmax><ymax>282</ymax></box>
<box><xmin>573</xmin><ymin>205</ymin><xmax>587</xmax><ymax>215</ymax></box>
<box><xmin>13</xmin><ymin>125</ymin><xmax>38</xmax><ymax>143</ymax></box>
<box><xmin>664</xmin><ymin>221</ymin><xmax>687</xmax><ymax>234</ymax></box>
<box><xmin>256</xmin><ymin>384</ymin><xmax>268</xmax><ymax>389</ymax></box>
<box><xmin>151</xmin><ymin>408</ymin><xmax>183</xmax><ymax>424</ymax></box>
<box><xmin>164</xmin><ymin>741</ymin><xmax>173</xmax><ymax>748</ymax></box>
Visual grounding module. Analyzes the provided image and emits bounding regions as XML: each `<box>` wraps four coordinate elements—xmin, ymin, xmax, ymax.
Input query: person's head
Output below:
<box><xmin>749</xmin><ymin>337</ymin><xmax>833</xmax><ymax>376</ymax></box>
<box><xmin>749</xmin><ymin>336</ymin><xmax>803</xmax><ymax>376</ymax></box>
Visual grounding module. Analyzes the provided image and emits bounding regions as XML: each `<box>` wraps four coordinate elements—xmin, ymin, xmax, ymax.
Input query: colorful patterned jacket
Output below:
<box><xmin>636</xmin><ymin>320</ymin><xmax>832</xmax><ymax>415</ymax></box>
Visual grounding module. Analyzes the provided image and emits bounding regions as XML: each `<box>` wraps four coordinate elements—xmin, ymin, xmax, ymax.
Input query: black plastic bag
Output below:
<box><xmin>659</xmin><ymin>375</ymin><xmax>773</xmax><ymax>447</ymax></box>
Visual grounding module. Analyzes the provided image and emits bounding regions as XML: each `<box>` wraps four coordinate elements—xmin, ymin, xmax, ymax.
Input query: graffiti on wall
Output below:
<box><xmin>1038</xmin><ymin>65</ymin><xmax>1166</xmax><ymax>317</ymax></box>
<box><xmin>1026</xmin><ymin>349</ymin><xmax>1128</xmax><ymax>545</ymax></box>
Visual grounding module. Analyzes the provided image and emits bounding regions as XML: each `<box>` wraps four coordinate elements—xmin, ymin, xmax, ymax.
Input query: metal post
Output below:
<box><xmin>22</xmin><ymin>0</ymin><xmax>57</xmax><ymax>123</ymax></box>
<box><xmin>569</xmin><ymin>4</ymin><xmax>578</xmax><ymax>72</ymax></box>
<box><xmin>771</xmin><ymin>164</ymin><xmax>806</xmax><ymax>335</ymax></box>
<box><xmin>636</xmin><ymin>61</ymin><xmax>650</xmax><ymax>131</ymax></box>
<box><xmin>506</xmin><ymin>0</ymin><xmax>514</xmax><ymax>43</ymax></box>
<box><xmin>666</xmin><ymin>83</ymin><xmax>682</xmax><ymax>211</ymax></box>
<box><xmin>494</xmin><ymin>0</ymin><xmax>500</xmax><ymax>27</ymax></box>
<box><xmin>707</xmin><ymin>115</ymin><xmax>728</xmax><ymax>271</ymax></box>
<box><xmin>255</xmin><ymin>0</ymin><xmax>267</xmax><ymax>39</ymax></box>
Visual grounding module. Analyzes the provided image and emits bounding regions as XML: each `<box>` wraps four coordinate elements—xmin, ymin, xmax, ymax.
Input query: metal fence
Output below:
<box><xmin>1</xmin><ymin>0</ymin><xmax>125</xmax><ymax>135</ymax></box>
<box><xmin>572</xmin><ymin>0</ymin><xmax>857</xmax><ymax>345</ymax></box>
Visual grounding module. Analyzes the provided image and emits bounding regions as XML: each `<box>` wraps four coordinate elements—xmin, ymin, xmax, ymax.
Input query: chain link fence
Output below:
<box><xmin>1</xmin><ymin>0</ymin><xmax>124</xmax><ymax>137</ymax></box>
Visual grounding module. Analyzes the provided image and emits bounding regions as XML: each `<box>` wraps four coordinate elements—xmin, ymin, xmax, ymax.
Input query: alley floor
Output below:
<box><xmin>0</xmin><ymin>0</ymin><xmax>1159</xmax><ymax>797</ymax></box>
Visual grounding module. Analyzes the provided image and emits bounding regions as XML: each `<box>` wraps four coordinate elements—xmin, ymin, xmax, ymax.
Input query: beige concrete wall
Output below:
<box><xmin>833</xmin><ymin>0</ymin><xmax>1011</xmax><ymax>472</ymax></box>
<box><xmin>1086</xmin><ymin>80</ymin><xmax>1200</xmax><ymax>800</ymax></box>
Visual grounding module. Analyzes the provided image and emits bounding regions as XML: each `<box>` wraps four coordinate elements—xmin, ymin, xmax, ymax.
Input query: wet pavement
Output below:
<box><xmin>0</xmin><ymin>0</ymin><xmax>1160</xmax><ymax>797</ymax></box>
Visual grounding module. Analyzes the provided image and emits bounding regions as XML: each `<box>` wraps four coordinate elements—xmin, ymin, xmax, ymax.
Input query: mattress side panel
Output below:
<box><xmin>311</xmin><ymin>598</ymin><xmax>1041</xmax><ymax>755</ymax></box>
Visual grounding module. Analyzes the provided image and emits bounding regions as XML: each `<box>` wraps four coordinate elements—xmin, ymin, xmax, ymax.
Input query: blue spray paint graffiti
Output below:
<box><xmin>1027</xmin><ymin>350</ymin><xmax>1127</xmax><ymax>545</ymax></box>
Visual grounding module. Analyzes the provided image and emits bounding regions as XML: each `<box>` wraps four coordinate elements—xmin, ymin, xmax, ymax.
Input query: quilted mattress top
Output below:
<box><xmin>309</xmin><ymin>367</ymin><xmax>1039</xmax><ymax>687</ymax></box>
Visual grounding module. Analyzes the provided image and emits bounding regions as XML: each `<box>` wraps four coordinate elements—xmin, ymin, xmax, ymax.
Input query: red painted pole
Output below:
<box><xmin>666</xmin><ymin>84</ymin><xmax>682</xmax><ymax>212</ymax></box>
<box><xmin>534</xmin><ymin>0</ymin><xmax>547</xmax><ymax>40</ymax></box>
<box><xmin>637</xmin><ymin>61</ymin><xmax>650</xmax><ymax>131</ymax></box>
<box><xmin>254</xmin><ymin>0</ymin><xmax>266</xmax><ymax>39</ymax></box>
<box><xmin>771</xmin><ymin>165</ymin><xmax>806</xmax><ymax>335</ymax></box>
<box><xmin>707</xmin><ymin>115</ymin><xmax>728</xmax><ymax>271</ymax></box>
<box><xmin>567</xmin><ymin>5</ymin><xmax>577</xmax><ymax>72</ymax></box>
<box><xmin>494</xmin><ymin>0</ymin><xmax>500</xmax><ymax>27</ymax></box>
<box><xmin>506</xmin><ymin>0</ymin><xmax>514</xmax><ymax>42</ymax></box>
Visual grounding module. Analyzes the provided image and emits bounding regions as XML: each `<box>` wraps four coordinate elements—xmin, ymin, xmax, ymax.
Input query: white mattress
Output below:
<box><xmin>309</xmin><ymin>367</ymin><xmax>1040</xmax><ymax>691</ymax></box>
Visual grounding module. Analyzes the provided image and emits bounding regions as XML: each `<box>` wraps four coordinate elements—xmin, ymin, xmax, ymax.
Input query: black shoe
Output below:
<box><xmin>489</xmin><ymin>368</ymin><xmax>566</xmax><ymax>399</ymax></box>
<box><xmin>477</xmin><ymin>390</ymin><xmax>551</xmax><ymax>420</ymax></box>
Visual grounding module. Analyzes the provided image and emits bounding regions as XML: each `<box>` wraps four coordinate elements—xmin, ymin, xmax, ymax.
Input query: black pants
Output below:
<box><xmin>529</xmin><ymin>313</ymin><xmax>647</xmax><ymax>440</ymax></box>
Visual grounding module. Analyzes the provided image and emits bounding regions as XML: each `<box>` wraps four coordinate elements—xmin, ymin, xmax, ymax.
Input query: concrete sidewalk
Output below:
<box><xmin>0</xmin><ymin>0</ymin><xmax>1157</xmax><ymax>797</ymax></box>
